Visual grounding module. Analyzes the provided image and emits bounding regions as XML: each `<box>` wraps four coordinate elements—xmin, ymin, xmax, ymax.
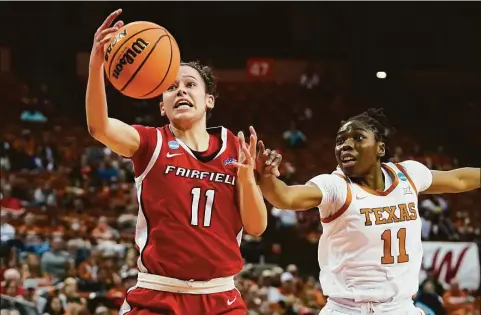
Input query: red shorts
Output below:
<box><xmin>120</xmin><ymin>287</ymin><xmax>246</xmax><ymax>315</ymax></box>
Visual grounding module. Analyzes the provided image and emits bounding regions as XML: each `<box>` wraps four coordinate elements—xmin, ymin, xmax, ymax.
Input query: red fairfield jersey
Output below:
<box><xmin>129</xmin><ymin>125</ymin><xmax>243</xmax><ymax>281</ymax></box>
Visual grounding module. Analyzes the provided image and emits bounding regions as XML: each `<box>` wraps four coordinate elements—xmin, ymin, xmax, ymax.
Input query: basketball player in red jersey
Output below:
<box><xmin>86</xmin><ymin>10</ymin><xmax>267</xmax><ymax>315</ymax></box>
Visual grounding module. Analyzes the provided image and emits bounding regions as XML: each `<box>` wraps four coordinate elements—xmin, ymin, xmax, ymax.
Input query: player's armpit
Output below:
<box><xmin>422</xmin><ymin>168</ymin><xmax>480</xmax><ymax>194</ymax></box>
<box><xmin>259</xmin><ymin>176</ymin><xmax>323</xmax><ymax>211</ymax></box>
<box><xmin>89</xmin><ymin>118</ymin><xmax>140</xmax><ymax>157</ymax></box>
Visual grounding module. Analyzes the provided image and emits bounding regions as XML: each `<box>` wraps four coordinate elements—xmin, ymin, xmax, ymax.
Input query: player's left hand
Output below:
<box><xmin>230</xmin><ymin>126</ymin><xmax>258</xmax><ymax>183</ymax></box>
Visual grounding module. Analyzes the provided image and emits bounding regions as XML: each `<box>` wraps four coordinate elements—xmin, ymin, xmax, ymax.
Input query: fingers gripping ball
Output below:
<box><xmin>104</xmin><ymin>21</ymin><xmax>181</xmax><ymax>99</ymax></box>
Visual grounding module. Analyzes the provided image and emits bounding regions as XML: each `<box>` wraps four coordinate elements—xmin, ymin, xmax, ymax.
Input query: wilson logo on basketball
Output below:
<box><xmin>112</xmin><ymin>38</ymin><xmax>150</xmax><ymax>79</ymax></box>
<box><xmin>104</xmin><ymin>29</ymin><xmax>127</xmax><ymax>62</ymax></box>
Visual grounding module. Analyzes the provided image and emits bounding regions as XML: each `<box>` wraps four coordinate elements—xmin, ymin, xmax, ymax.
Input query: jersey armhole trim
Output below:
<box><xmin>321</xmin><ymin>173</ymin><xmax>352</xmax><ymax>223</ymax></box>
<box><xmin>395</xmin><ymin>163</ymin><xmax>418</xmax><ymax>195</ymax></box>
<box><xmin>136</xmin><ymin>129</ymin><xmax>162</xmax><ymax>183</ymax></box>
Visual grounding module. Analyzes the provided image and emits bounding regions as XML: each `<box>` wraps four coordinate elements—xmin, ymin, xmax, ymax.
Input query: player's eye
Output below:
<box><xmin>355</xmin><ymin>135</ymin><xmax>365</xmax><ymax>141</ymax></box>
<box><xmin>336</xmin><ymin>137</ymin><xmax>344</xmax><ymax>145</ymax></box>
<box><xmin>186</xmin><ymin>82</ymin><xmax>196</xmax><ymax>88</ymax></box>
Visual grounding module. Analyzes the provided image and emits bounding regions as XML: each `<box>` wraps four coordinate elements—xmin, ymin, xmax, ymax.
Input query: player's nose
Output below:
<box><xmin>176</xmin><ymin>86</ymin><xmax>187</xmax><ymax>96</ymax></box>
<box><xmin>340</xmin><ymin>139</ymin><xmax>355</xmax><ymax>152</ymax></box>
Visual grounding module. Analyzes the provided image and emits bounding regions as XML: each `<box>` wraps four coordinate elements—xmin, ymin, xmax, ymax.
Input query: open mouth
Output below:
<box><xmin>174</xmin><ymin>99</ymin><xmax>194</xmax><ymax>109</ymax></box>
<box><xmin>340</xmin><ymin>154</ymin><xmax>356</xmax><ymax>166</ymax></box>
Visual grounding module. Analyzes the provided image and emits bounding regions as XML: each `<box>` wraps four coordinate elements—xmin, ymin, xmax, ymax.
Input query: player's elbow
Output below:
<box><xmin>244</xmin><ymin>223</ymin><xmax>267</xmax><ymax>237</ymax></box>
<box><xmin>87</xmin><ymin>125</ymin><xmax>104</xmax><ymax>140</ymax></box>
<box><xmin>241</xmin><ymin>212</ymin><xmax>267</xmax><ymax>237</ymax></box>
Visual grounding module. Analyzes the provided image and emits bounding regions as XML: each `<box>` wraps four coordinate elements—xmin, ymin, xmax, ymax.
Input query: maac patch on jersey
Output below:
<box><xmin>398</xmin><ymin>172</ymin><xmax>407</xmax><ymax>181</ymax></box>
<box><xmin>168</xmin><ymin>140</ymin><xmax>180</xmax><ymax>150</ymax></box>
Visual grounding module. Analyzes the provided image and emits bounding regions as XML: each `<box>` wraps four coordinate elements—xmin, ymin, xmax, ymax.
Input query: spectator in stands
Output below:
<box><xmin>421</xmin><ymin>268</ymin><xmax>445</xmax><ymax>297</ymax></box>
<box><xmin>91</xmin><ymin>216</ymin><xmax>124</xmax><ymax>257</ymax></box>
<box><xmin>0</xmin><ymin>137</ymin><xmax>12</xmax><ymax>171</ymax></box>
<box><xmin>414</xmin><ymin>280</ymin><xmax>446</xmax><ymax>315</ymax></box>
<box><xmin>107</xmin><ymin>268</ymin><xmax>137</xmax><ymax>309</ymax></box>
<box><xmin>20</xmin><ymin>279</ymin><xmax>48</xmax><ymax>314</ymax></box>
<box><xmin>298</xmin><ymin>277</ymin><xmax>326</xmax><ymax>310</ymax></box>
<box><xmin>0</xmin><ymin>211</ymin><xmax>15</xmax><ymax>244</ymax></box>
<box><xmin>430</xmin><ymin>214</ymin><xmax>460</xmax><ymax>241</ymax></box>
<box><xmin>24</xmin><ymin>233</ymin><xmax>50</xmax><ymax>256</ymax></box>
<box><xmin>21</xmin><ymin>252</ymin><xmax>50</xmax><ymax>287</ymax></box>
<box><xmin>34</xmin><ymin>136</ymin><xmax>58</xmax><ymax>171</ymax></box>
<box><xmin>58</xmin><ymin>277</ymin><xmax>84</xmax><ymax>310</ymax></box>
<box><xmin>1</xmin><ymin>269</ymin><xmax>24</xmax><ymax>296</ymax></box>
<box><xmin>118</xmin><ymin>248</ymin><xmax>138</xmax><ymax>281</ymax></box>
<box><xmin>77</xmin><ymin>249</ymin><xmax>100</xmax><ymax>287</ymax></box>
<box><xmin>32</xmin><ymin>182</ymin><xmax>57</xmax><ymax>207</ymax></box>
<box><xmin>91</xmin><ymin>216</ymin><xmax>118</xmax><ymax>242</ymax></box>
<box><xmin>442</xmin><ymin>279</ymin><xmax>476</xmax><ymax>315</ymax></box>
<box><xmin>279</xmin><ymin>272</ymin><xmax>298</xmax><ymax>302</ymax></box>
<box><xmin>299</xmin><ymin>65</ymin><xmax>320</xmax><ymax>90</ymax></box>
<box><xmin>271</xmin><ymin>206</ymin><xmax>298</xmax><ymax>229</ymax></box>
<box><xmin>420</xmin><ymin>208</ymin><xmax>433</xmax><ymax>241</ymax></box>
<box><xmin>421</xmin><ymin>195</ymin><xmax>449</xmax><ymax>215</ymax></box>
<box><xmin>283</xmin><ymin>121</ymin><xmax>307</xmax><ymax>148</ymax></box>
<box><xmin>18</xmin><ymin>213</ymin><xmax>42</xmax><ymax>237</ymax></box>
<box><xmin>43</xmin><ymin>296</ymin><xmax>65</xmax><ymax>315</ymax></box>
<box><xmin>1</xmin><ymin>187</ymin><xmax>25</xmax><ymax>217</ymax></box>
<box><xmin>41</xmin><ymin>236</ymin><xmax>71</xmax><ymax>282</ymax></box>
<box><xmin>117</xmin><ymin>205</ymin><xmax>137</xmax><ymax>233</ymax></box>
<box><xmin>96</xmin><ymin>161</ymin><xmax>119</xmax><ymax>183</ymax></box>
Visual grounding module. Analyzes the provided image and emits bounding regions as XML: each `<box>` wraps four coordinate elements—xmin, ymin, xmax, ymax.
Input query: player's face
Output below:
<box><xmin>160</xmin><ymin>65</ymin><xmax>214</xmax><ymax>126</ymax></box>
<box><xmin>335</xmin><ymin>121</ymin><xmax>384</xmax><ymax>177</ymax></box>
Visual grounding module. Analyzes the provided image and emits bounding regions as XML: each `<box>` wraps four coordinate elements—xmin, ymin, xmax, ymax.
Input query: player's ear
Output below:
<box><xmin>160</xmin><ymin>101</ymin><xmax>166</xmax><ymax>116</ymax></box>
<box><xmin>378</xmin><ymin>142</ymin><xmax>386</xmax><ymax>158</ymax></box>
<box><xmin>206</xmin><ymin>94</ymin><xmax>215</xmax><ymax>110</ymax></box>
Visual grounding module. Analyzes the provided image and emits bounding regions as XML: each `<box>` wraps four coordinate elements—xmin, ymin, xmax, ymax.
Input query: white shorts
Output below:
<box><xmin>319</xmin><ymin>298</ymin><xmax>425</xmax><ymax>315</ymax></box>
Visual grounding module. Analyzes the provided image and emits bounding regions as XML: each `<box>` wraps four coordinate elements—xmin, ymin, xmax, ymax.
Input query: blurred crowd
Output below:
<box><xmin>1</xmin><ymin>72</ymin><xmax>480</xmax><ymax>315</ymax></box>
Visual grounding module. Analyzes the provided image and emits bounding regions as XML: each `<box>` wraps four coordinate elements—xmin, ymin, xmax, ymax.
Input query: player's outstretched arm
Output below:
<box><xmin>86</xmin><ymin>9</ymin><xmax>140</xmax><ymax>158</ymax></box>
<box><xmin>422</xmin><ymin>167</ymin><xmax>480</xmax><ymax>194</ymax></box>
<box><xmin>230</xmin><ymin>127</ymin><xmax>267</xmax><ymax>236</ymax></box>
<box><xmin>256</xmin><ymin>142</ymin><xmax>323</xmax><ymax>211</ymax></box>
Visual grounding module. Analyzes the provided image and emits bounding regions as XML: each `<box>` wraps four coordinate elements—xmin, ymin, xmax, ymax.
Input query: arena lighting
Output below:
<box><xmin>376</xmin><ymin>71</ymin><xmax>387</xmax><ymax>79</ymax></box>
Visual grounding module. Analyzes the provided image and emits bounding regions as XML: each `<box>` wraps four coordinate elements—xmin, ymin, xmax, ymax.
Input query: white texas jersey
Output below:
<box><xmin>309</xmin><ymin>161</ymin><xmax>433</xmax><ymax>303</ymax></box>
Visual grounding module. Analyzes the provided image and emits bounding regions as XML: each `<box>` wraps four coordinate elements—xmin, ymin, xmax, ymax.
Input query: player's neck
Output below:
<box><xmin>357</xmin><ymin>165</ymin><xmax>385</xmax><ymax>192</ymax></box>
<box><xmin>169</xmin><ymin>122</ymin><xmax>210</xmax><ymax>152</ymax></box>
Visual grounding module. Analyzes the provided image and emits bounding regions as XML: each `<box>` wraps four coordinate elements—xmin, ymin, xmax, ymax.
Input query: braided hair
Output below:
<box><xmin>341</xmin><ymin>108</ymin><xmax>396</xmax><ymax>162</ymax></box>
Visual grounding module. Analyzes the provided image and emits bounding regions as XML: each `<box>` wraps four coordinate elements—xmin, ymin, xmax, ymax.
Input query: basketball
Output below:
<box><xmin>103</xmin><ymin>21</ymin><xmax>181</xmax><ymax>99</ymax></box>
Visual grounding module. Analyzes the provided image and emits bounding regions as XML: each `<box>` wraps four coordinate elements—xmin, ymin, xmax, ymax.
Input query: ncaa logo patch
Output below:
<box><xmin>398</xmin><ymin>172</ymin><xmax>407</xmax><ymax>181</ymax></box>
<box><xmin>224</xmin><ymin>158</ymin><xmax>237</xmax><ymax>166</ymax></box>
<box><xmin>168</xmin><ymin>141</ymin><xmax>180</xmax><ymax>150</ymax></box>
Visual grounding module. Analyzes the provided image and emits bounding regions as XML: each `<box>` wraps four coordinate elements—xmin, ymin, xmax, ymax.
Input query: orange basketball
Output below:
<box><xmin>104</xmin><ymin>21</ymin><xmax>180</xmax><ymax>99</ymax></box>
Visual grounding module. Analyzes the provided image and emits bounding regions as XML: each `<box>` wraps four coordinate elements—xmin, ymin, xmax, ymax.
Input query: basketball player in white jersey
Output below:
<box><xmin>255</xmin><ymin>108</ymin><xmax>480</xmax><ymax>315</ymax></box>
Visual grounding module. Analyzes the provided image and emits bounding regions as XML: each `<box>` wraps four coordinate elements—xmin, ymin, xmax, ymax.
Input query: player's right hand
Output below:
<box><xmin>89</xmin><ymin>9</ymin><xmax>124</xmax><ymax>70</ymax></box>
<box><xmin>256</xmin><ymin>140</ymin><xmax>283</xmax><ymax>178</ymax></box>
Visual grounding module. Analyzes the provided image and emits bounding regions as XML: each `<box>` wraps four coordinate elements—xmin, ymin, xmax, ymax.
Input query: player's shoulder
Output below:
<box><xmin>309</xmin><ymin>169</ymin><xmax>349</xmax><ymax>187</ymax></box>
<box><xmin>330</xmin><ymin>168</ymin><xmax>350</xmax><ymax>182</ymax></box>
<box><xmin>390</xmin><ymin>160</ymin><xmax>431</xmax><ymax>175</ymax></box>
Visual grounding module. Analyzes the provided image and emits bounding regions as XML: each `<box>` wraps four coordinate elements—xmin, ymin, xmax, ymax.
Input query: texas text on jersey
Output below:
<box><xmin>128</xmin><ymin>124</ymin><xmax>244</xmax><ymax>281</ymax></box>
